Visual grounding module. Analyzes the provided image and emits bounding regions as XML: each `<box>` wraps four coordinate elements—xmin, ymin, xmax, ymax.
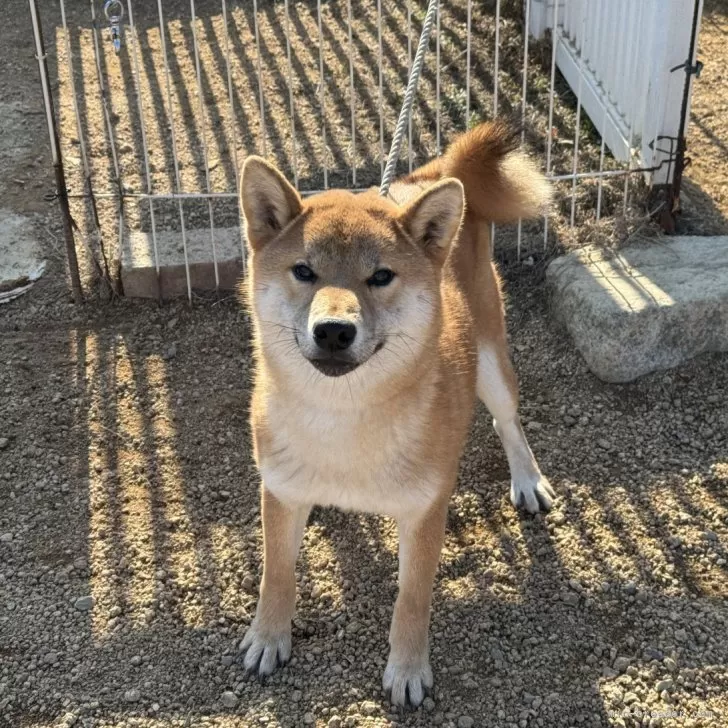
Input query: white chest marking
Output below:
<box><xmin>259</xmin><ymin>398</ymin><xmax>439</xmax><ymax>519</ymax></box>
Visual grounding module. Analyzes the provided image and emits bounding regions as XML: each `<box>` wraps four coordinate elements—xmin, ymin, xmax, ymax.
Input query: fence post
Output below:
<box><xmin>28</xmin><ymin>0</ymin><xmax>84</xmax><ymax>303</ymax></box>
<box><xmin>527</xmin><ymin>0</ymin><xmax>550</xmax><ymax>39</ymax></box>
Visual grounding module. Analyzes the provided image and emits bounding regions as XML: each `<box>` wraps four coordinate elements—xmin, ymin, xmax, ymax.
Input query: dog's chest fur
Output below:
<box><xmin>256</xmin><ymin>390</ymin><xmax>441</xmax><ymax>519</ymax></box>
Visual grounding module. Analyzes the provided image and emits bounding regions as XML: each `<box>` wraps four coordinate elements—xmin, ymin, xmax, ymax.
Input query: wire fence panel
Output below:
<box><xmin>39</xmin><ymin>0</ymin><xmax>703</xmax><ymax>299</ymax></box>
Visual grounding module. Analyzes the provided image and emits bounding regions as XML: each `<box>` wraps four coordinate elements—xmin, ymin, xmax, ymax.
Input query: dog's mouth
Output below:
<box><xmin>309</xmin><ymin>359</ymin><xmax>360</xmax><ymax>377</ymax></box>
<box><xmin>306</xmin><ymin>341</ymin><xmax>385</xmax><ymax>378</ymax></box>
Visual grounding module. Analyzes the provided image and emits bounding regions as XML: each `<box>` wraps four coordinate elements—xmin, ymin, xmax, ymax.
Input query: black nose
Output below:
<box><xmin>313</xmin><ymin>320</ymin><xmax>357</xmax><ymax>352</ymax></box>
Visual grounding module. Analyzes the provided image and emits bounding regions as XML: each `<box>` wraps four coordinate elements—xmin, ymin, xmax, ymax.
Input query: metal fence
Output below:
<box><xmin>29</xmin><ymin>0</ymin><xmax>703</xmax><ymax>302</ymax></box>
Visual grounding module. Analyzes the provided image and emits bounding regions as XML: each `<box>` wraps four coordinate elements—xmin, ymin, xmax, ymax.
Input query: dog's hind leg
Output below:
<box><xmin>240</xmin><ymin>487</ymin><xmax>311</xmax><ymax>675</ymax></box>
<box><xmin>476</xmin><ymin>322</ymin><xmax>554</xmax><ymax>513</ymax></box>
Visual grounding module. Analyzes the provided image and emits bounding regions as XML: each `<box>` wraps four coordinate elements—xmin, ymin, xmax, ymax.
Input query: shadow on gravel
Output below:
<box><xmin>2</xmin><ymin>287</ymin><xmax>726</xmax><ymax>726</ymax></box>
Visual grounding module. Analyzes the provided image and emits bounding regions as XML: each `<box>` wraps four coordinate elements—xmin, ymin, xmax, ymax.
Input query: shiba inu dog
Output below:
<box><xmin>239</xmin><ymin>120</ymin><xmax>554</xmax><ymax>707</ymax></box>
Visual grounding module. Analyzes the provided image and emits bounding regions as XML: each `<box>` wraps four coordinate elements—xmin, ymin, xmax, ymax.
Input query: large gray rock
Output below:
<box><xmin>121</xmin><ymin>226</ymin><xmax>244</xmax><ymax>299</ymax></box>
<box><xmin>546</xmin><ymin>236</ymin><xmax>728</xmax><ymax>382</ymax></box>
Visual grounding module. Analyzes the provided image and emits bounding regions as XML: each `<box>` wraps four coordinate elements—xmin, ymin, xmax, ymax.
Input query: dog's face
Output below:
<box><xmin>240</xmin><ymin>158</ymin><xmax>464</xmax><ymax>396</ymax></box>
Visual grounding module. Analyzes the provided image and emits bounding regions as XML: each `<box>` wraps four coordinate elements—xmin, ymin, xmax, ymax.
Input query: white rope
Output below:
<box><xmin>379</xmin><ymin>0</ymin><xmax>439</xmax><ymax>197</ymax></box>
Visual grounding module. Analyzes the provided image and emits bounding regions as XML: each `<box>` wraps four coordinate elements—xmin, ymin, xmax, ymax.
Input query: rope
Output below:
<box><xmin>379</xmin><ymin>0</ymin><xmax>439</xmax><ymax>197</ymax></box>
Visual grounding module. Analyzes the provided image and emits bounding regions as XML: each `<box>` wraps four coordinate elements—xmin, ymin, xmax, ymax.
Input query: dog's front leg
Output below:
<box><xmin>241</xmin><ymin>486</ymin><xmax>310</xmax><ymax>676</ymax></box>
<box><xmin>384</xmin><ymin>498</ymin><xmax>448</xmax><ymax>707</ymax></box>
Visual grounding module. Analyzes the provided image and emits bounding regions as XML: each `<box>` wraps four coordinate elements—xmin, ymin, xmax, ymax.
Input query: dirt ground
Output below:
<box><xmin>1</xmin><ymin>1</ymin><xmax>728</xmax><ymax>728</ymax></box>
<box><xmin>679</xmin><ymin>0</ymin><xmax>728</xmax><ymax>235</ymax></box>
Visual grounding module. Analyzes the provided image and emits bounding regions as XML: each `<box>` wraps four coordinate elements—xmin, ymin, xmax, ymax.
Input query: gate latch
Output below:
<box><xmin>670</xmin><ymin>59</ymin><xmax>703</xmax><ymax>78</ymax></box>
<box><xmin>104</xmin><ymin>0</ymin><xmax>124</xmax><ymax>54</ymax></box>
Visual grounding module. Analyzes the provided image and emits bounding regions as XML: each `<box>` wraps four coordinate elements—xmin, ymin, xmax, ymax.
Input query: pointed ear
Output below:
<box><xmin>240</xmin><ymin>156</ymin><xmax>302</xmax><ymax>250</ymax></box>
<box><xmin>399</xmin><ymin>178</ymin><xmax>464</xmax><ymax>261</ymax></box>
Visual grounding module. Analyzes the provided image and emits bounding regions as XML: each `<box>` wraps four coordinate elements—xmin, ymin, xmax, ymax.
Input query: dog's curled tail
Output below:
<box><xmin>407</xmin><ymin>120</ymin><xmax>552</xmax><ymax>225</ymax></box>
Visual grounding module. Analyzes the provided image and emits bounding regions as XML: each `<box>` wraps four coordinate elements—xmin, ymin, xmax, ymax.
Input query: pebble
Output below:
<box><xmin>561</xmin><ymin>592</ymin><xmax>579</xmax><ymax>607</ymax></box>
<box><xmin>623</xmin><ymin>692</ymin><xmax>639</xmax><ymax>705</ymax></box>
<box><xmin>221</xmin><ymin>655</ymin><xmax>234</xmax><ymax>667</ymax></box>
<box><xmin>327</xmin><ymin>718</ymin><xmax>342</xmax><ymax>728</ymax></box>
<box><xmin>124</xmin><ymin>688</ymin><xmax>140</xmax><ymax>703</ymax></box>
<box><xmin>656</xmin><ymin>679</ymin><xmax>673</xmax><ymax>693</ymax></box>
<box><xmin>614</xmin><ymin>657</ymin><xmax>631</xmax><ymax>673</ymax></box>
<box><xmin>458</xmin><ymin>717</ymin><xmax>474</xmax><ymax>728</ymax></box>
<box><xmin>221</xmin><ymin>691</ymin><xmax>238</xmax><ymax>708</ymax></box>
<box><xmin>0</xmin><ymin>532</ymin><xmax>12</xmax><ymax>543</ymax></box>
<box><xmin>360</xmin><ymin>701</ymin><xmax>376</xmax><ymax>716</ymax></box>
<box><xmin>303</xmin><ymin>713</ymin><xmax>315</xmax><ymax>724</ymax></box>
<box><xmin>242</xmin><ymin>575</ymin><xmax>255</xmax><ymax>592</ymax></box>
<box><xmin>45</xmin><ymin>652</ymin><xmax>59</xmax><ymax>665</ymax></box>
<box><xmin>74</xmin><ymin>595</ymin><xmax>95</xmax><ymax>611</ymax></box>
<box><xmin>130</xmin><ymin>655</ymin><xmax>142</xmax><ymax>667</ymax></box>
<box><xmin>0</xmin><ymin>437</ymin><xmax>8</xmax><ymax>450</ymax></box>
<box><xmin>623</xmin><ymin>582</ymin><xmax>637</xmax><ymax>595</ymax></box>
<box><xmin>423</xmin><ymin>697</ymin><xmax>436</xmax><ymax>712</ymax></box>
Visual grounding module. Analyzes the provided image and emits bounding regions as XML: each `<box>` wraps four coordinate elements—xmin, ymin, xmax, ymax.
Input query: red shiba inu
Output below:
<box><xmin>239</xmin><ymin>120</ymin><xmax>554</xmax><ymax>706</ymax></box>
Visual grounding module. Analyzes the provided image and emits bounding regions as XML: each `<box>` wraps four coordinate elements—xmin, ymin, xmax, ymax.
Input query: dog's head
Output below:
<box><xmin>240</xmin><ymin>157</ymin><xmax>464</xmax><ymax>396</ymax></box>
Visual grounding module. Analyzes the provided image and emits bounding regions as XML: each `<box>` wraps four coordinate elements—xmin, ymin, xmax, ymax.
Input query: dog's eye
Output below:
<box><xmin>292</xmin><ymin>264</ymin><xmax>317</xmax><ymax>283</ymax></box>
<box><xmin>367</xmin><ymin>269</ymin><xmax>395</xmax><ymax>287</ymax></box>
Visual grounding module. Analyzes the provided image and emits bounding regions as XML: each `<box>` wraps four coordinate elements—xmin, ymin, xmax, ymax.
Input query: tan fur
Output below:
<box><xmin>239</xmin><ymin>121</ymin><xmax>555</xmax><ymax>706</ymax></box>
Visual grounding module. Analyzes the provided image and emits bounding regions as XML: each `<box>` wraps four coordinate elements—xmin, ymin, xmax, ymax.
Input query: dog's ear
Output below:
<box><xmin>240</xmin><ymin>156</ymin><xmax>302</xmax><ymax>250</ymax></box>
<box><xmin>399</xmin><ymin>178</ymin><xmax>464</xmax><ymax>262</ymax></box>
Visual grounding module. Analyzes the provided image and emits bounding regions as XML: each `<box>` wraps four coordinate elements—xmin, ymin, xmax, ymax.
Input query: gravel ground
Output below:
<box><xmin>1</xmin><ymin>266</ymin><xmax>728</xmax><ymax>728</ymax></box>
<box><xmin>680</xmin><ymin>0</ymin><xmax>728</xmax><ymax>235</ymax></box>
<box><xmin>2</xmin><ymin>1</ymin><xmax>728</xmax><ymax>727</ymax></box>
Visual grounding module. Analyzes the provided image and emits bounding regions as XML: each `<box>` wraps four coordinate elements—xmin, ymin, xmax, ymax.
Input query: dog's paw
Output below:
<box><xmin>383</xmin><ymin>653</ymin><xmax>433</xmax><ymax>708</ymax></box>
<box><xmin>239</xmin><ymin>622</ymin><xmax>292</xmax><ymax>676</ymax></box>
<box><xmin>510</xmin><ymin>473</ymin><xmax>555</xmax><ymax>513</ymax></box>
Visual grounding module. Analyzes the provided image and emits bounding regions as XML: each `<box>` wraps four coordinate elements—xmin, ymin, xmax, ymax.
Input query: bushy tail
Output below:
<box><xmin>405</xmin><ymin>120</ymin><xmax>552</xmax><ymax>224</ymax></box>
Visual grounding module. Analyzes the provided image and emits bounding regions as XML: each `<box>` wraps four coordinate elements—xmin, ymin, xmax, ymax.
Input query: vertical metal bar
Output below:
<box><xmin>59</xmin><ymin>0</ymin><xmax>111</xmax><ymax>288</ymax></box>
<box><xmin>492</xmin><ymin>0</ymin><xmax>500</xmax><ymax>248</ymax></box>
<box><xmin>378</xmin><ymin>0</ymin><xmax>384</xmax><ymax>176</ymax></box>
<box><xmin>284</xmin><ymin>0</ymin><xmax>298</xmax><ymax>189</ymax></box>
<box><xmin>190</xmin><ymin>0</ymin><xmax>219</xmax><ymax>290</ymax></box>
<box><xmin>569</xmin><ymin>0</ymin><xmax>587</xmax><ymax>228</ymax></box>
<box><xmin>407</xmin><ymin>0</ymin><xmax>413</xmax><ymax>173</ymax></box>
<box><xmin>545</xmin><ymin>0</ymin><xmax>559</xmax><ymax>176</ymax></box>
<box><xmin>28</xmin><ymin>0</ymin><xmax>83</xmax><ymax>303</ymax></box>
<box><xmin>126</xmin><ymin>0</ymin><xmax>161</xmax><ymax>294</ymax></box>
<box><xmin>465</xmin><ymin>0</ymin><xmax>471</xmax><ymax>128</ymax></box>
<box><xmin>252</xmin><ymin>0</ymin><xmax>267</xmax><ymax>156</ymax></box>
<box><xmin>317</xmin><ymin>0</ymin><xmax>328</xmax><ymax>188</ymax></box>
<box><xmin>89</xmin><ymin>0</ymin><xmax>125</xmax><ymax>286</ymax></box>
<box><xmin>347</xmin><ymin>0</ymin><xmax>356</xmax><ymax>185</ymax></box>
<box><xmin>596</xmin><ymin>104</ymin><xmax>608</xmax><ymax>221</ymax></box>
<box><xmin>436</xmin><ymin>0</ymin><xmax>441</xmax><ymax>155</ymax></box>
<box><xmin>156</xmin><ymin>0</ymin><xmax>192</xmax><ymax>302</ymax></box>
<box><xmin>221</xmin><ymin>0</ymin><xmax>247</xmax><ymax>270</ymax></box>
<box><xmin>493</xmin><ymin>0</ymin><xmax>500</xmax><ymax>117</ymax></box>
<box><xmin>516</xmin><ymin>0</ymin><xmax>531</xmax><ymax>261</ymax></box>
<box><xmin>544</xmin><ymin>0</ymin><xmax>559</xmax><ymax>247</ymax></box>
<box><xmin>89</xmin><ymin>0</ymin><xmax>121</xmax><ymax>182</ymax></box>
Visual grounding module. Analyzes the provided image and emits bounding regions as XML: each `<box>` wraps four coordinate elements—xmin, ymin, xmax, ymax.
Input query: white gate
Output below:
<box><xmin>529</xmin><ymin>0</ymin><xmax>704</xmax><ymax>185</ymax></box>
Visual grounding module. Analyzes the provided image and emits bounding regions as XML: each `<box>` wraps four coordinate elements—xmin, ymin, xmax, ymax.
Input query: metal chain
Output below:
<box><xmin>379</xmin><ymin>0</ymin><xmax>439</xmax><ymax>197</ymax></box>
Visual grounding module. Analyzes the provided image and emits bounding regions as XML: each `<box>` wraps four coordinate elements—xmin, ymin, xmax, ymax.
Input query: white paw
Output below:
<box><xmin>239</xmin><ymin>621</ymin><xmax>292</xmax><ymax>676</ymax></box>
<box><xmin>383</xmin><ymin>652</ymin><xmax>433</xmax><ymax>707</ymax></box>
<box><xmin>510</xmin><ymin>473</ymin><xmax>555</xmax><ymax>513</ymax></box>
